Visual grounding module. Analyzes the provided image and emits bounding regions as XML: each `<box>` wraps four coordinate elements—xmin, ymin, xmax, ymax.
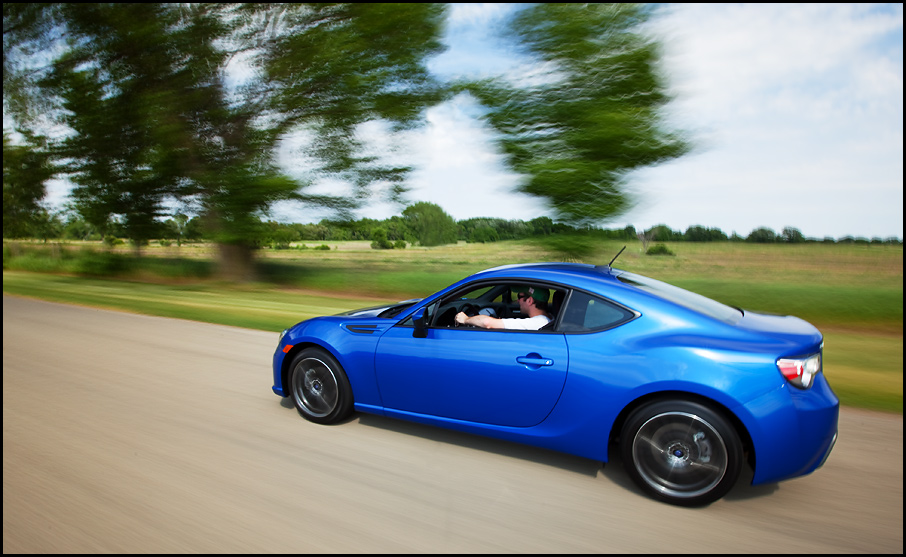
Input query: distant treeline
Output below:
<box><xmin>29</xmin><ymin>211</ymin><xmax>903</xmax><ymax>248</ymax></box>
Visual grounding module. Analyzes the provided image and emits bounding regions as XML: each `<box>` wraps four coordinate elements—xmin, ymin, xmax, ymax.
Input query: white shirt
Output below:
<box><xmin>501</xmin><ymin>314</ymin><xmax>551</xmax><ymax>330</ymax></box>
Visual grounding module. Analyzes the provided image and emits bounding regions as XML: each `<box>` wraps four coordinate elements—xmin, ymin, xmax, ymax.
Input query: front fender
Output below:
<box><xmin>273</xmin><ymin>317</ymin><xmax>391</xmax><ymax>407</ymax></box>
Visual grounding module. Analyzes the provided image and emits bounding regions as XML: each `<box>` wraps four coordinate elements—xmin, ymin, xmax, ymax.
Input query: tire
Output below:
<box><xmin>620</xmin><ymin>399</ymin><xmax>743</xmax><ymax>506</ymax></box>
<box><xmin>289</xmin><ymin>348</ymin><xmax>354</xmax><ymax>425</ymax></box>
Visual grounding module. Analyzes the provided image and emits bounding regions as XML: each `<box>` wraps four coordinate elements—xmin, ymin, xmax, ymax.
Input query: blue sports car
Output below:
<box><xmin>272</xmin><ymin>262</ymin><xmax>838</xmax><ymax>506</ymax></box>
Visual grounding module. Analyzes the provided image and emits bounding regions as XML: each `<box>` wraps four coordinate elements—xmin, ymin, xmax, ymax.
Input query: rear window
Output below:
<box><xmin>617</xmin><ymin>272</ymin><xmax>743</xmax><ymax>324</ymax></box>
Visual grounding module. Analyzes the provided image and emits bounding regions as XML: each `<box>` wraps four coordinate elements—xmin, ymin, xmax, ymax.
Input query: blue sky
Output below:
<box><xmin>272</xmin><ymin>3</ymin><xmax>903</xmax><ymax>239</ymax></box>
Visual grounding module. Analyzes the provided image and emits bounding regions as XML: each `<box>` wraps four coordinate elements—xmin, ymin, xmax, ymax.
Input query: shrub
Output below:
<box><xmin>646</xmin><ymin>243</ymin><xmax>675</xmax><ymax>256</ymax></box>
<box><xmin>370</xmin><ymin>228</ymin><xmax>394</xmax><ymax>250</ymax></box>
<box><xmin>103</xmin><ymin>235</ymin><xmax>124</xmax><ymax>247</ymax></box>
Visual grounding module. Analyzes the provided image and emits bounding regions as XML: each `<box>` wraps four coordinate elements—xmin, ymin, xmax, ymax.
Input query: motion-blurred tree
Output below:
<box><xmin>40</xmin><ymin>4</ymin><xmax>183</xmax><ymax>252</ymax></box>
<box><xmin>2</xmin><ymin>132</ymin><xmax>55</xmax><ymax>238</ymax></box>
<box><xmin>2</xmin><ymin>3</ymin><xmax>63</xmax><ymax>125</ymax></box>
<box><xmin>4</xmin><ymin>3</ymin><xmax>446</xmax><ymax>279</ymax></box>
<box><xmin>467</xmin><ymin>3</ymin><xmax>689</xmax><ymax>228</ymax></box>
<box><xmin>259</xmin><ymin>4</ymin><xmax>446</xmax><ymax>192</ymax></box>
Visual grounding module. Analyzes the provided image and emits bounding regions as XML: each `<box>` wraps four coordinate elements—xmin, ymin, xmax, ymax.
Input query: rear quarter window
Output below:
<box><xmin>559</xmin><ymin>291</ymin><xmax>636</xmax><ymax>332</ymax></box>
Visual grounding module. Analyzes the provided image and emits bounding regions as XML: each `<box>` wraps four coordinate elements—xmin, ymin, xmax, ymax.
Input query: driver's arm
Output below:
<box><xmin>455</xmin><ymin>312</ymin><xmax>504</xmax><ymax>329</ymax></box>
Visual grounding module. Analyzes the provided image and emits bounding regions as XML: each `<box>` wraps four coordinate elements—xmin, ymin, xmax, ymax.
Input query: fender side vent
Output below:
<box><xmin>345</xmin><ymin>324</ymin><xmax>378</xmax><ymax>335</ymax></box>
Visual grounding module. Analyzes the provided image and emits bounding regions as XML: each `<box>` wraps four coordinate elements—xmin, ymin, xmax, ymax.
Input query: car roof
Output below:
<box><xmin>475</xmin><ymin>262</ymin><xmax>617</xmax><ymax>277</ymax></box>
<box><xmin>466</xmin><ymin>262</ymin><xmax>625</xmax><ymax>290</ymax></box>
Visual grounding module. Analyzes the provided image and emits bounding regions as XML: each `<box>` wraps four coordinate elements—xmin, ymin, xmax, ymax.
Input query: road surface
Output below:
<box><xmin>3</xmin><ymin>295</ymin><xmax>902</xmax><ymax>553</ymax></box>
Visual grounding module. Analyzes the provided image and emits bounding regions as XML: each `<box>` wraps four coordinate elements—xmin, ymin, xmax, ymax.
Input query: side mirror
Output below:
<box><xmin>412</xmin><ymin>307</ymin><xmax>427</xmax><ymax>338</ymax></box>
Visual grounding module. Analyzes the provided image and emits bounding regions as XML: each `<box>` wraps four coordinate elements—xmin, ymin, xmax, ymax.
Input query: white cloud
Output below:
<box><xmin>611</xmin><ymin>3</ymin><xmax>904</xmax><ymax>238</ymax></box>
<box><xmin>400</xmin><ymin>95</ymin><xmax>547</xmax><ymax>221</ymax></box>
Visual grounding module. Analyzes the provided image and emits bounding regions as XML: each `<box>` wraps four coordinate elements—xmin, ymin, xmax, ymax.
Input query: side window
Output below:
<box><xmin>402</xmin><ymin>282</ymin><xmax>566</xmax><ymax>329</ymax></box>
<box><xmin>459</xmin><ymin>286</ymin><xmax>495</xmax><ymax>300</ymax></box>
<box><xmin>559</xmin><ymin>291</ymin><xmax>635</xmax><ymax>332</ymax></box>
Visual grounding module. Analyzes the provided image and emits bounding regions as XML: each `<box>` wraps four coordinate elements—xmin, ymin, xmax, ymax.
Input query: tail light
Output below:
<box><xmin>777</xmin><ymin>347</ymin><xmax>823</xmax><ymax>389</ymax></box>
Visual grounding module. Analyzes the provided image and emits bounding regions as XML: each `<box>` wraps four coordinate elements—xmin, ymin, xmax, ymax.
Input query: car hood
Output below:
<box><xmin>335</xmin><ymin>299</ymin><xmax>422</xmax><ymax>318</ymax></box>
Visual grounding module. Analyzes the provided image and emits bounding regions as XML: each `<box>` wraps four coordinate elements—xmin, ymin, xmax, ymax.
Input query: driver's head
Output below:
<box><xmin>518</xmin><ymin>287</ymin><xmax>549</xmax><ymax>305</ymax></box>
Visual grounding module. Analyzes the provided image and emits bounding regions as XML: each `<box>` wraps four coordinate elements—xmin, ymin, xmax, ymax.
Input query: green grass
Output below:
<box><xmin>2</xmin><ymin>271</ymin><xmax>385</xmax><ymax>331</ymax></box>
<box><xmin>4</xmin><ymin>239</ymin><xmax>902</xmax><ymax>412</ymax></box>
<box><xmin>822</xmin><ymin>331</ymin><xmax>903</xmax><ymax>412</ymax></box>
<box><xmin>671</xmin><ymin>279</ymin><xmax>902</xmax><ymax>334</ymax></box>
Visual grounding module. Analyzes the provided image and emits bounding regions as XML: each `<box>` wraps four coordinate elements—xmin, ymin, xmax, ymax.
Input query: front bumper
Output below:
<box><xmin>272</xmin><ymin>342</ymin><xmax>290</xmax><ymax>397</ymax></box>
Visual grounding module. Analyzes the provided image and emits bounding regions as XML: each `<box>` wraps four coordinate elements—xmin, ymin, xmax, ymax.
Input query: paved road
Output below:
<box><xmin>3</xmin><ymin>295</ymin><xmax>902</xmax><ymax>553</ymax></box>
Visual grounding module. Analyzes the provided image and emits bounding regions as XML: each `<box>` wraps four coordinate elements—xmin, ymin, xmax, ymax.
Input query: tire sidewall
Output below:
<box><xmin>289</xmin><ymin>347</ymin><xmax>354</xmax><ymax>425</ymax></box>
<box><xmin>620</xmin><ymin>399</ymin><xmax>743</xmax><ymax>506</ymax></box>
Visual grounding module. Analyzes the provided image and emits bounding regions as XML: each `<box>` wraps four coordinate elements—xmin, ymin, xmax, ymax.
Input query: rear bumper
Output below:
<box><xmin>743</xmin><ymin>373</ymin><xmax>839</xmax><ymax>485</ymax></box>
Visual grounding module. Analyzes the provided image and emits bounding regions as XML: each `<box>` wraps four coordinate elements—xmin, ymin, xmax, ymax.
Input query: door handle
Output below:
<box><xmin>516</xmin><ymin>354</ymin><xmax>554</xmax><ymax>368</ymax></box>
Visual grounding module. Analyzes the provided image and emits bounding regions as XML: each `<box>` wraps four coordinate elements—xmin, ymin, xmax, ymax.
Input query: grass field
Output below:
<box><xmin>3</xmin><ymin>239</ymin><xmax>902</xmax><ymax>412</ymax></box>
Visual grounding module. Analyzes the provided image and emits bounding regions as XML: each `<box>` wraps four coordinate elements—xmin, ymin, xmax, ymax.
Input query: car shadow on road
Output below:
<box><xmin>354</xmin><ymin>412</ymin><xmax>604</xmax><ymax>477</ymax></box>
<box><xmin>723</xmin><ymin>465</ymin><xmax>780</xmax><ymax>502</ymax></box>
<box><xmin>279</xmin><ymin>398</ymin><xmax>780</xmax><ymax>504</ymax></box>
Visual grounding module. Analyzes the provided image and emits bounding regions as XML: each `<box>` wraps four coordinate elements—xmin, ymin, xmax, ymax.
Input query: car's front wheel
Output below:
<box><xmin>289</xmin><ymin>348</ymin><xmax>354</xmax><ymax>425</ymax></box>
<box><xmin>621</xmin><ymin>399</ymin><xmax>743</xmax><ymax>506</ymax></box>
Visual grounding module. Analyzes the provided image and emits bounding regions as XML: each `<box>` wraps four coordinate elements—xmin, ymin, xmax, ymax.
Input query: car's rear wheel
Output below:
<box><xmin>621</xmin><ymin>399</ymin><xmax>743</xmax><ymax>506</ymax></box>
<box><xmin>289</xmin><ymin>348</ymin><xmax>353</xmax><ymax>425</ymax></box>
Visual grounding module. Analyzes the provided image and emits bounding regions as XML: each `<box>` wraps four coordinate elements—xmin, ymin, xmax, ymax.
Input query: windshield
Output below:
<box><xmin>617</xmin><ymin>272</ymin><xmax>743</xmax><ymax>325</ymax></box>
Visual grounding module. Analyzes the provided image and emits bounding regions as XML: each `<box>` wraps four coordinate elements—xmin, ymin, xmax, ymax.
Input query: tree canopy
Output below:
<box><xmin>3</xmin><ymin>132</ymin><xmax>54</xmax><ymax>238</ymax></box>
<box><xmin>402</xmin><ymin>202</ymin><xmax>458</xmax><ymax>247</ymax></box>
<box><xmin>466</xmin><ymin>3</ymin><xmax>689</xmax><ymax>227</ymax></box>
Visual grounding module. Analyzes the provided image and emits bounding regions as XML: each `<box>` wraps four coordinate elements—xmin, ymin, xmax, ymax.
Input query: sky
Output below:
<box><xmin>40</xmin><ymin>3</ymin><xmax>903</xmax><ymax>240</ymax></box>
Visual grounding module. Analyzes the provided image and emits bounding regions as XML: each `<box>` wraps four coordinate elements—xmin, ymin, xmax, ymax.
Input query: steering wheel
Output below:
<box><xmin>454</xmin><ymin>303</ymin><xmax>479</xmax><ymax>327</ymax></box>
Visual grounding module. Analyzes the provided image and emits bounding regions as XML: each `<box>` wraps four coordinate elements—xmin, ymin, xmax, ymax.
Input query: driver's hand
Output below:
<box><xmin>455</xmin><ymin>312</ymin><xmax>467</xmax><ymax>324</ymax></box>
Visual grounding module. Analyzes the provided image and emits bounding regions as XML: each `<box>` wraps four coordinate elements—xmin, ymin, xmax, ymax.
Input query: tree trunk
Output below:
<box><xmin>217</xmin><ymin>243</ymin><xmax>256</xmax><ymax>282</ymax></box>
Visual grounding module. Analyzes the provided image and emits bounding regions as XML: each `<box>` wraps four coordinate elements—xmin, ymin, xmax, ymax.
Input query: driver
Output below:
<box><xmin>455</xmin><ymin>287</ymin><xmax>551</xmax><ymax>330</ymax></box>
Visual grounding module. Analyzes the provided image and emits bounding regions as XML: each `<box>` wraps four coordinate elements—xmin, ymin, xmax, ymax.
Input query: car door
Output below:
<box><xmin>374</xmin><ymin>324</ymin><xmax>569</xmax><ymax>428</ymax></box>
